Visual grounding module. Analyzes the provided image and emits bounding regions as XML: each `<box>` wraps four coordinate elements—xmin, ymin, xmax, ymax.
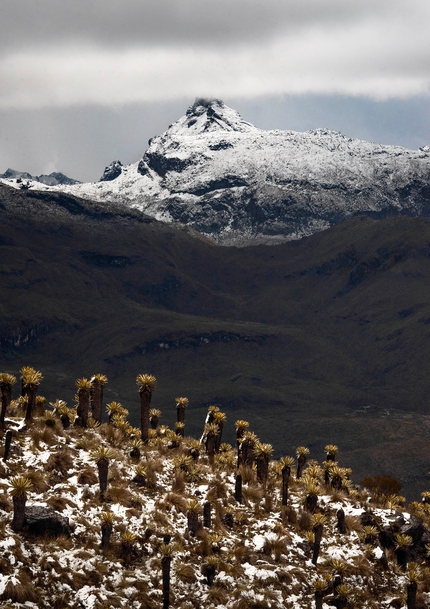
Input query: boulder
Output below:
<box><xmin>360</xmin><ymin>511</ymin><xmax>380</xmax><ymax>528</ymax></box>
<box><xmin>400</xmin><ymin>515</ymin><xmax>430</xmax><ymax>558</ymax></box>
<box><xmin>25</xmin><ymin>504</ymin><xmax>72</xmax><ymax>536</ymax></box>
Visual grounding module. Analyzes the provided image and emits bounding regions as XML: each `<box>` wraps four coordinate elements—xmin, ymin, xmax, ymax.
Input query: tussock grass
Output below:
<box><xmin>0</xmin><ymin>571</ymin><xmax>39</xmax><ymax>603</ymax></box>
<box><xmin>44</xmin><ymin>447</ymin><xmax>73</xmax><ymax>476</ymax></box>
<box><xmin>77</xmin><ymin>467</ymin><xmax>98</xmax><ymax>485</ymax></box>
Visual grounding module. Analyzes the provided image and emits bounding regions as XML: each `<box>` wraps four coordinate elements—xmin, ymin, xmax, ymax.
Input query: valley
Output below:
<box><xmin>1</xmin><ymin>182</ymin><xmax>430</xmax><ymax>498</ymax></box>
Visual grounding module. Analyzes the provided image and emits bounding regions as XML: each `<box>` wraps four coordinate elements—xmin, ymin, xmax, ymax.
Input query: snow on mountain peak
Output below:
<box><xmin>3</xmin><ymin>100</ymin><xmax>430</xmax><ymax>246</ymax></box>
<box><xmin>171</xmin><ymin>98</ymin><xmax>257</xmax><ymax>136</ymax></box>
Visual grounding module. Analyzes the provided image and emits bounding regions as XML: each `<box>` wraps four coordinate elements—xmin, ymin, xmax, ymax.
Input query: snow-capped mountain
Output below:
<box><xmin>4</xmin><ymin>98</ymin><xmax>430</xmax><ymax>245</ymax></box>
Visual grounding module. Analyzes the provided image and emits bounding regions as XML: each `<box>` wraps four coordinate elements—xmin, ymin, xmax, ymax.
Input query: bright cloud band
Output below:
<box><xmin>1</xmin><ymin>18</ymin><xmax>430</xmax><ymax>109</ymax></box>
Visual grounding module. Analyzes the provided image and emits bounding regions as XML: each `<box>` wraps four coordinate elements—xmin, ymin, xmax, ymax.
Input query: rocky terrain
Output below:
<box><xmin>3</xmin><ymin>98</ymin><xmax>430</xmax><ymax>246</ymax></box>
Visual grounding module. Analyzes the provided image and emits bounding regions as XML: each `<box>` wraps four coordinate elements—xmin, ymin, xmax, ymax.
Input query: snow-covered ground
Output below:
<box><xmin>0</xmin><ymin>394</ymin><xmax>428</xmax><ymax>608</ymax></box>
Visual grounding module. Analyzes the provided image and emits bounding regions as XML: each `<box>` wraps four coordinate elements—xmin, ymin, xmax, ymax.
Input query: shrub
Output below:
<box><xmin>361</xmin><ymin>474</ymin><xmax>402</xmax><ymax>499</ymax></box>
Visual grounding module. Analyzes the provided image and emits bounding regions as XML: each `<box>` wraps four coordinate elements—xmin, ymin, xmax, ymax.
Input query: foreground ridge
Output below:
<box><xmin>0</xmin><ymin>368</ymin><xmax>429</xmax><ymax>608</ymax></box>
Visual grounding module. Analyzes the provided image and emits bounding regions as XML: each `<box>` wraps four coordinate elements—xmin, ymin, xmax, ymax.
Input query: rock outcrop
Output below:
<box><xmin>100</xmin><ymin>160</ymin><xmax>123</xmax><ymax>182</ymax></box>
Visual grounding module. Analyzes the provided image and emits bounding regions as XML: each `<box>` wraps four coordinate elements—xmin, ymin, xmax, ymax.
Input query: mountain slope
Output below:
<box><xmin>2</xmin><ymin>182</ymin><xmax>430</xmax><ymax>497</ymax></box>
<box><xmin>5</xmin><ymin>98</ymin><xmax>430</xmax><ymax>246</ymax></box>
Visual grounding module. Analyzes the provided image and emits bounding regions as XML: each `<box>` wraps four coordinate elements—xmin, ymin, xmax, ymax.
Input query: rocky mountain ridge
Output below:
<box><xmin>3</xmin><ymin>98</ymin><xmax>430</xmax><ymax>246</ymax></box>
<box><xmin>0</xmin><ymin>168</ymin><xmax>80</xmax><ymax>187</ymax></box>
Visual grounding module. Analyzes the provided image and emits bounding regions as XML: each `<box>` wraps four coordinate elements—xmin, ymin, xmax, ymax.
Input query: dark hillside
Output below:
<box><xmin>1</xmin><ymin>182</ymin><xmax>430</xmax><ymax>498</ymax></box>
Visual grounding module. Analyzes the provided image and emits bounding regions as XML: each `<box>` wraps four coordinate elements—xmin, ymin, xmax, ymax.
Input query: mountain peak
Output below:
<box><xmin>186</xmin><ymin>97</ymin><xmax>225</xmax><ymax>115</ymax></box>
<box><xmin>166</xmin><ymin>98</ymin><xmax>256</xmax><ymax>136</ymax></box>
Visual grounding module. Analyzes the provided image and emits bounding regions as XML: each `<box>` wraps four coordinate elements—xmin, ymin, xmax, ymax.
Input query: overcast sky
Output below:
<box><xmin>1</xmin><ymin>0</ymin><xmax>430</xmax><ymax>182</ymax></box>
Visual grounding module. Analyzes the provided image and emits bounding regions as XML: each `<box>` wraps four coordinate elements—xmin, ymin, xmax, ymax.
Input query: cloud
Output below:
<box><xmin>0</xmin><ymin>0</ymin><xmax>403</xmax><ymax>51</ymax></box>
<box><xmin>1</xmin><ymin>0</ymin><xmax>430</xmax><ymax>108</ymax></box>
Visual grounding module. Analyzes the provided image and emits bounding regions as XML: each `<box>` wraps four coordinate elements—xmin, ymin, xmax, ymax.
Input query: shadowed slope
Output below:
<box><xmin>2</xmin><ymin>182</ymin><xmax>430</xmax><ymax>497</ymax></box>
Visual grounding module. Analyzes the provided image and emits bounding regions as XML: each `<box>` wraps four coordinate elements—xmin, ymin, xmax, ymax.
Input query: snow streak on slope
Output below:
<box><xmin>3</xmin><ymin>99</ymin><xmax>430</xmax><ymax>245</ymax></box>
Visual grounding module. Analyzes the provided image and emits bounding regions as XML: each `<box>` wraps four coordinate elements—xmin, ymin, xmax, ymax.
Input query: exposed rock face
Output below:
<box><xmin>37</xmin><ymin>172</ymin><xmax>81</xmax><ymax>186</ymax></box>
<box><xmin>100</xmin><ymin>160</ymin><xmax>123</xmax><ymax>182</ymax></box>
<box><xmin>1</xmin><ymin>168</ymin><xmax>33</xmax><ymax>180</ymax></box>
<box><xmin>10</xmin><ymin>99</ymin><xmax>430</xmax><ymax>246</ymax></box>
<box><xmin>361</xmin><ymin>511</ymin><xmax>430</xmax><ymax>562</ymax></box>
<box><xmin>25</xmin><ymin>504</ymin><xmax>72</xmax><ymax>536</ymax></box>
<box><xmin>399</xmin><ymin>515</ymin><xmax>430</xmax><ymax>559</ymax></box>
